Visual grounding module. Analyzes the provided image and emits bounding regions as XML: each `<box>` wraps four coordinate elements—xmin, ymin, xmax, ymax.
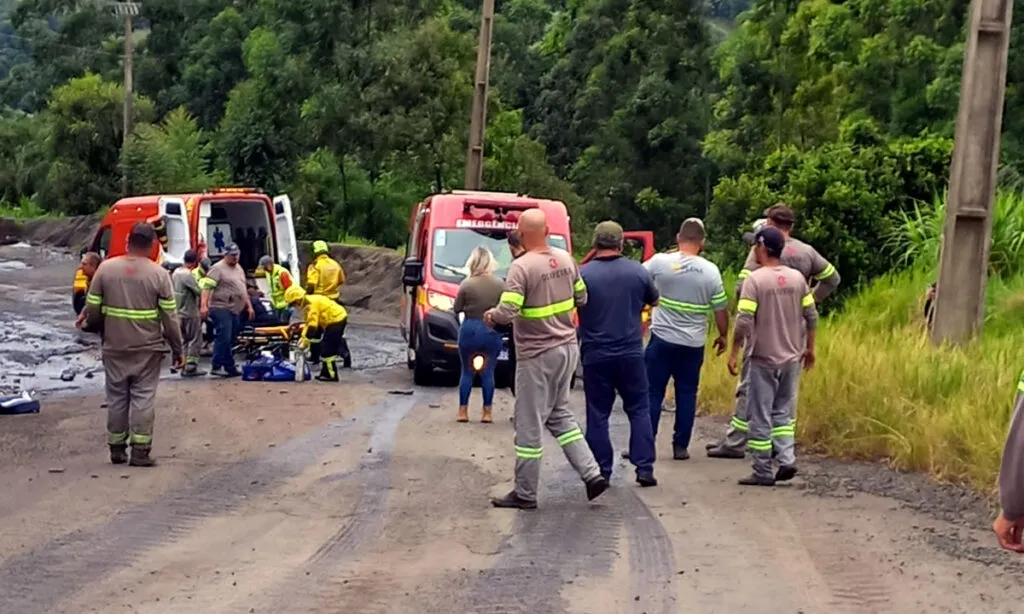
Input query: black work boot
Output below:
<box><xmin>707</xmin><ymin>445</ymin><xmax>745</xmax><ymax>459</ymax></box>
<box><xmin>738</xmin><ymin>473</ymin><xmax>775</xmax><ymax>487</ymax></box>
<box><xmin>636</xmin><ymin>473</ymin><xmax>658</xmax><ymax>487</ymax></box>
<box><xmin>585</xmin><ymin>475</ymin><xmax>609</xmax><ymax>501</ymax></box>
<box><xmin>775</xmin><ymin>465</ymin><xmax>798</xmax><ymax>482</ymax></box>
<box><xmin>109</xmin><ymin>444</ymin><xmax>128</xmax><ymax>465</ymax></box>
<box><xmin>491</xmin><ymin>490</ymin><xmax>537</xmax><ymax>509</ymax></box>
<box><xmin>181</xmin><ymin>363</ymin><xmax>206</xmax><ymax>377</ymax></box>
<box><xmin>672</xmin><ymin>444</ymin><xmax>690</xmax><ymax>460</ymax></box>
<box><xmin>129</xmin><ymin>446</ymin><xmax>157</xmax><ymax>467</ymax></box>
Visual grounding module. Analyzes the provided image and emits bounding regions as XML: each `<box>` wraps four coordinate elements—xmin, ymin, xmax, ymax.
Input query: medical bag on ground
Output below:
<box><xmin>1</xmin><ymin>392</ymin><xmax>41</xmax><ymax>415</ymax></box>
<box><xmin>241</xmin><ymin>355</ymin><xmax>311</xmax><ymax>382</ymax></box>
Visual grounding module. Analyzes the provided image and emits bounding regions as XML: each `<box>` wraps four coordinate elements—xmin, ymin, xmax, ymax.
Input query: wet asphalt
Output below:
<box><xmin>0</xmin><ymin>242</ymin><xmax>408</xmax><ymax>398</ymax></box>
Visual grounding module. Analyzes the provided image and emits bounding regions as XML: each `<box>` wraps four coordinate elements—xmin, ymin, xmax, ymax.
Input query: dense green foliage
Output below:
<box><xmin>0</xmin><ymin>0</ymin><xmax>1017</xmax><ymax>291</ymax></box>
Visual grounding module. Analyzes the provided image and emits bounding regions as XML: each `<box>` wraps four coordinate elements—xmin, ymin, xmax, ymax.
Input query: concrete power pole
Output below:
<box><xmin>463</xmin><ymin>0</ymin><xmax>496</xmax><ymax>191</ymax></box>
<box><xmin>930</xmin><ymin>0</ymin><xmax>1014</xmax><ymax>346</ymax></box>
<box><xmin>113</xmin><ymin>2</ymin><xmax>140</xmax><ymax>196</ymax></box>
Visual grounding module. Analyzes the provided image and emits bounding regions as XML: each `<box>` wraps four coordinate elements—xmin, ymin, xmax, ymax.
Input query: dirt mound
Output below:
<box><xmin>0</xmin><ymin>215</ymin><xmax>99</xmax><ymax>250</ymax></box>
<box><xmin>298</xmin><ymin>242</ymin><xmax>404</xmax><ymax>321</ymax></box>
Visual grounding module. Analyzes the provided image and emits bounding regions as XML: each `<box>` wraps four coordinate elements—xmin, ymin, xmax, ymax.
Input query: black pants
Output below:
<box><xmin>317</xmin><ymin>320</ymin><xmax>351</xmax><ymax>380</ymax></box>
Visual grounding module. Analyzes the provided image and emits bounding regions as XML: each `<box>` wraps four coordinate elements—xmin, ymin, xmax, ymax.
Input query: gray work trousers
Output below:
<box><xmin>746</xmin><ymin>360</ymin><xmax>801</xmax><ymax>479</ymax></box>
<box><xmin>513</xmin><ymin>343</ymin><xmax>601</xmax><ymax>502</ymax></box>
<box><xmin>717</xmin><ymin>345</ymin><xmax>753</xmax><ymax>452</ymax></box>
<box><xmin>105</xmin><ymin>351</ymin><xmax>164</xmax><ymax>448</ymax></box>
<box><xmin>180</xmin><ymin>315</ymin><xmax>202</xmax><ymax>363</ymax></box>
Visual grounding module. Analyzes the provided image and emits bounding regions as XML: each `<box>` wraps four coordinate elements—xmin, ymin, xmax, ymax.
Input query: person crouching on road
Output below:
<box><xmin>172</xmin><ymin>250</ymin><xmax>206</xmax><ymax>377</ymax></box>
<box><xmin>306</xmin><ymin>240</ymin><xmax>345</xmax><ymax>306</ymax></box>
<box><xmin>577</xmin><ymin>221</ymin><xmax>660</xmax><ymax>487</ymax></box>
<box><xmin>200</xmin><ymin>243</ymin><xmax>253</xmax><ymax>378</ymax></box>
<box><xmin>453</xmin><ymin>246</ymin><xmax>505</xmax><ymax>424</ymax></box>
<box><xmin>644</xmin><ymin>218</ymin><xmax>730</xmax><ymax>461</ymax></box>
<box><xmin>727</xmin><ymin>227</ymin><xmax>817</xmax><ymax>486</ymax></box>
<box><xmin>82</xmin><ymin>223</ymin><xmax>184</xmax><ymax>467</ymax></box>
<box><xmin>484</xmin><ymin>208</ymin><xmax>608</xmax><ymax>509</ymax></box>
<box><xmin>285</xmin><ymin>286</ymin><xmax>352</xmax><ymax>380</ymax></box>
<box><xmin>259</xmin><ymin>254</ymin><xmax>294</xmax><ymax>323</ymax></box>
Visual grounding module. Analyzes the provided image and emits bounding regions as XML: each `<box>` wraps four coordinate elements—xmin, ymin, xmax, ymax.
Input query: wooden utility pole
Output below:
<box><xmin>463</xmin><ymin>0</ymin><xmax>495</xmax><ymax>191</ymax></box>
<box><xmin>930</xmin><ymin>0</ymin><xmax>1014</xmax><ymax>346</ymax></box>
<box><xmin>113</xmin><ymin>2</ymin><xmax>140</xmax><ymax>195</ymax></box>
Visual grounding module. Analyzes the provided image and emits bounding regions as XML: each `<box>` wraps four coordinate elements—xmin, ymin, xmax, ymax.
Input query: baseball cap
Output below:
<box><xmin>742</xmin><ymin>218</ymin><xmax>769</xmax><ymax>245</ymax></box>
<box><xmin>764</xmin><ymin>203</ymin><xmax>795</xmax><ymax>225</ymax></box>
<box><xmin>592</xmin><ymin>220</ymin><xmax>624</xmax><ymax>248</ymax></box>
<box><xmin>225</xmin><ymin>243</ymin><xmax>241</xmax><ymax>256</ymax></box>
<box><xmin>753</xmin><ymin>226</ymin><xmax>786</xmax><ymax>256</ymax></box>
<box><xmin>677</xmin><ymin>217</ymin><xmax>706</xmax><ymax>241</ymax></box>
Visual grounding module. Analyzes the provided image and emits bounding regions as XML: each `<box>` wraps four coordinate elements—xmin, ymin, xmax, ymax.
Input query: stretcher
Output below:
<box><xmin>233</xmin><ymin>322</ymin><xmax>305</xmax><ymax>362</ymax></box>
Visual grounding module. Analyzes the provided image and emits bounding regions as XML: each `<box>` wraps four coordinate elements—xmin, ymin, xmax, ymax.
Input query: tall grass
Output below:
<box><xmin>695</xmin><ymin>194</ymin><xmax>1024</xmax><ymax>493</ymax></box>
<box><xmin>0</xmin><ymin>196</ymin><xmax>52</xmax><ymax>221</ymax></box>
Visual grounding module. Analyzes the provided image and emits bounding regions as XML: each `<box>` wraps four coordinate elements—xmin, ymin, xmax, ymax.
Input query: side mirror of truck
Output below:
<box><xmin>402</xmin><ymin>257</ymin><xmax>424</xmax><ymax>287</ymax></box>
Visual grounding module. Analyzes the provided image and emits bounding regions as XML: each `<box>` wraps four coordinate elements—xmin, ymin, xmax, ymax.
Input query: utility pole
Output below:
<box><xmin>113</xmin><ymin>2</ymin><xmax>140</xmax><ymax>196</ymax></box>
<box><xmin>463</xmin><ymin>0</ymin><xmax>495</xmax><ymax>191</ymax></box>
<box><xmin>930</xmin><ymin>0</ymin><xmax>1014</xmax><ymax>346</ymax></box>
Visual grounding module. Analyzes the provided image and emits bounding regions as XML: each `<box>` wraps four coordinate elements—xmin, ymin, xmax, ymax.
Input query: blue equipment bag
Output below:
<box><xmin>1</xmin><ymin>393</ymin><xmax>41</xmax><ymax>415</ymax></box>
<box><xmin>242</xmin><ymin>355</ymin><xmax>310</xmax><ymax>382</ymax></box>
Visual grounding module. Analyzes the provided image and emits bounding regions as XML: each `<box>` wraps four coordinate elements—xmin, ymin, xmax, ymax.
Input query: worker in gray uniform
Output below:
<box><xmin>707</xmin><ymin>203</ymin><xmax>840</xmax><ymax>459</ymax></box>
<box><xmin>995</xmin><ymin>370</ymin><xmax>1024</xmax><ymax>552</ymax></box>
<box><xmin>172</xmin><ymin>249</ymin><xmax>206</xmax><ymax>376</ymax></box>
<box><xmin>485</xmin><ymin>208</ymin><xmax>609</xmax><ymax>509</ymax></box>
<box><xmin>83</xmin><ymin>223</ymin><xmax>184</xmax><ymax>467</ymax></box>
<box><xmin>727</xmin><ymin>226</ymin><xmax>817</xmax><ymax>486</ymax></box>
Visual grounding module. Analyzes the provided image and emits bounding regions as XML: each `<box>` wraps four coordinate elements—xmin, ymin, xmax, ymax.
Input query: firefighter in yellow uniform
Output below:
<box><xmin>306</xmin><ymin>240</ymin><xmax>345</xmax><ymax>302</ymax></box>
<box><xmin>284</xmin><ymin>286</ymin><xmax>352</xmax><ymax>380</ymax></box>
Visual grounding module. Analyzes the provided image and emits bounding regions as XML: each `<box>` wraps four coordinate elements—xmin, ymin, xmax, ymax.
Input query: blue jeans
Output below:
<box><xmin>583</xmin><ymin>356</ymin><xmax>655</xmax><ymax>478</ymax></box>
<box><xmin>458</xmin><ymin>318</ymin><xmax>503</xmax><ymax>406</ymax></box>
<box><xmin>211</xmin><ymin>308</ymin><xmax>241</xmax><ymax>370</ymax></box>
<box><xmin>646</xmin><ymin>333</ymin><xmax>705</xmax><ymax>449</ymax></box>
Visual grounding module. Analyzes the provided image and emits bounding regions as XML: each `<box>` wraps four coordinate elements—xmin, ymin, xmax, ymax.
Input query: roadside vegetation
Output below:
<box><xmin>700</xmin><ymin>191</ymin><xmax>1024</xmax><ymax>493</ymax></box>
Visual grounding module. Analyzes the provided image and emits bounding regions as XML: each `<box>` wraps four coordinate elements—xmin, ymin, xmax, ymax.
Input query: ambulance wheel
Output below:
<box><xmin>413</xmin><ymin>358</ymin><xmax>434</xmax><ymax>386</ymax></box>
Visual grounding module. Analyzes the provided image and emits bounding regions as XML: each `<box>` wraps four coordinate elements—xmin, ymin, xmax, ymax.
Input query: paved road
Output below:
<box><xmin>3</xmin><ymin>243</ymin><xmax>1024</xmax><ymax>613</ymax></box>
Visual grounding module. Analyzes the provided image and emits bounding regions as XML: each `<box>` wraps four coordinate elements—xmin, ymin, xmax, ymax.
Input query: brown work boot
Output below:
<box><xmin>109</xmin><ymin>444</ymin><xmax>128</xmax><ymax>465</ymax></box>
<box><xmin>129</xmin><ymin>446</ymin><xmax>157</xmax><ymax>467</ymax></box>
<box><xmin>481</xmin><ymin>406</ymin><xmax>493</xmax><ymax>423</ymax></box>
<box><xmin>456</xmin><ymin>406</ymin><xmax>469</xmax><ymax>423</ymax></box>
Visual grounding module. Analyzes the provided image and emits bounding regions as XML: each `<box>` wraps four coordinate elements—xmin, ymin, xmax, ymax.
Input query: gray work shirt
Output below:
<box><xmin>644</xmin><ymin>252</ymin><xmax>728</xmax><ymax>348</ymax></box>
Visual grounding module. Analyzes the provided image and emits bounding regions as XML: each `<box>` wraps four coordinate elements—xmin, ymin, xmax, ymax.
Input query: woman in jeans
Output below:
<box><xmin>453</xmin><ymin>247</ymin><xmax>505</xmax><ymax>423</ymax></box>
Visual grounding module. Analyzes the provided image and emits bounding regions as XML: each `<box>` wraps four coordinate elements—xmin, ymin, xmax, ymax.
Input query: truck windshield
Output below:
<box><xmin>431</xmin><ymin>229</ymin><xmax>568</xmax><ymax>283</ymax></box>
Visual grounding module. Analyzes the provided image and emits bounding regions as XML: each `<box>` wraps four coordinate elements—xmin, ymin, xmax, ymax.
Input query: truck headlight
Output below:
<box><xmin>427</xmin><ymin>291</ymin><xmax>455</xmax><ymax>312</ymax></box>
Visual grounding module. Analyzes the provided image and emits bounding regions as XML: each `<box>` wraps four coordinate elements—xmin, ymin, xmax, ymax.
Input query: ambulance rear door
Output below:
<box><xmin>158</xmin><ymin>196</ymin><xmax>191</xmax><ymax>264</ymax></box>
<box><xmin>272</xmin><ymin>194</ymin><xmax>301</xmax><ymax>282</ymax></box>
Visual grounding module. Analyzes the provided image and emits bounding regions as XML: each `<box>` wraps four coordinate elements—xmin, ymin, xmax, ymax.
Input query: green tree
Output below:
<box><xmin>121</xmin><ymin>107</ymin><xmax>226</xmax><ymax>194</ymax></box>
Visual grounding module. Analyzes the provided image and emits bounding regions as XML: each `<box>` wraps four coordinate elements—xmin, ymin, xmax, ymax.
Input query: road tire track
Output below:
<box><xmin>0</xmin><ymin>393</ymin><xmax>421</xmax><ymax>614</ymax></box>
<box><xmin>611</xmin><ymin>486</ymin><xmax>678</xmax><ymax>614</ymax></box>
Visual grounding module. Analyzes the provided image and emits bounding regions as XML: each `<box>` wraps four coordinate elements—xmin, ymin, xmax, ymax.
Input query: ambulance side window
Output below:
<box><xmin>94</xmin><ymin>227</ymin><xmax>112</xmax><ymax>259</ymax></box>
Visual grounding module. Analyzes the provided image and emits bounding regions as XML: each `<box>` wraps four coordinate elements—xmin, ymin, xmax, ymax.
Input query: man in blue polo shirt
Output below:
<box><xmin>578</xmin><ymin>221</ymin><xmax>659</xmax><ymax>486</ymax></box>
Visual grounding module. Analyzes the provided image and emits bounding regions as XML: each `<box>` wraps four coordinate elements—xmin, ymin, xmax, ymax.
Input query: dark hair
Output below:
<box><xmin>765</xmin><ymin>204</ymin><xmax>795</xmax><ymax>230</ymax></box>
<box><xmin>183</xmin><ymin>249</ymin><xmax>199</xmax><ymax>265</ymax></box>
<box><xmin>128</xmin><ymin>223</ymin><xmax>157</xmax><ymax>251</ymax></box>
<box><xmin>507</xmin><ymin>230</ymin><xmax>522</xmax><ymax>249</ymax></box>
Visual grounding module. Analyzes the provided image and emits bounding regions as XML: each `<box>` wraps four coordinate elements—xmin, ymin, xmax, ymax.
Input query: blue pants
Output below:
<box><xmin>583</xmin><ymin>356</ymin><xmax>655</xmax><ymax>478</ymax></box>
<box><xmin>458</xmin><ymin>317</ymin><xmax>503</xmax><ymax>407</ymax></box>
<box><xmin>210</xmin><ymin>308</ymin><xmax>241</xmax><ymax>370</ymax></box>
<box><xmin>646</xmin><ymin>334</ymin><xmax>705</xmax><ymax>450</ymax></box>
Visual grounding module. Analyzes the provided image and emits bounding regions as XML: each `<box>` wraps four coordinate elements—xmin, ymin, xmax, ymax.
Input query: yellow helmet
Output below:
<box><xmin>284</xmin><ymin>285</ymin><xmax>306</xmax><ymax>305</ymax></box>
<box><xmin>312</xmin><ymin>240</ymin><xmax>329</xmax><ymax>255</ymax></box>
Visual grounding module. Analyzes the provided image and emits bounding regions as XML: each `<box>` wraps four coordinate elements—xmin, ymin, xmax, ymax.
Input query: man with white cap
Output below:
<box><xmin>643</xmin><ymin>218</ymin><xmax>730</xmax><ymax>460</ymax></box>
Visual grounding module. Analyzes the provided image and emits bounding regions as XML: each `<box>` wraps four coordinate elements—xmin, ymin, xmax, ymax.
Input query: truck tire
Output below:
<box><xmin>413</xmin><ymin>357</ymin><xmax>434</xmax><ymax>386</ymax></box>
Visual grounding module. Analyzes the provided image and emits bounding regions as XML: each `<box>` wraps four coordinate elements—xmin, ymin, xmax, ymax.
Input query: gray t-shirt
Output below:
<box><xmin>172</xmin><ymin>266</ymin><xmax>201</xmax><ymax>318</ymax></box>
<box><xmin>205</xmin><ymin>260</ymin><xmax>248</xmax><ymax>314</ymax></box>
<box><xmin>644</xmin><ymin>252</ymin><xmax>728</xmax><ymax>348</ymax></box>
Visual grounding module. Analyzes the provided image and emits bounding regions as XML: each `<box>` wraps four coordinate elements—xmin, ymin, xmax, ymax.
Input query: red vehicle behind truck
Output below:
<box><xmin>72</xmin><ymin>188</ymin><xmax>300</xmax><ymax>310</ymax></box>
<box><xmin>400</xmin><ymin>189</ymin><xmax>656</xmax><ymax>386</ymax></box>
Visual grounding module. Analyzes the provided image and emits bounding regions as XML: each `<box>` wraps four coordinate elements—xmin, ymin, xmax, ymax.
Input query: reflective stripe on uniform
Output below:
<box><xmin>747</xmin><ymin>438</ymin><xmax>772</xmax><ymax>452</ymax></box>
<box><xmin>199</xmin><ymin>277</ymin><xmax>217</xmax><ymax>289</ymax></box>
<box><xmin>158</xmin><ymin>298</ymin><xmax>177</xmax><ymax>312</ymax></box>
<box><xmin>556</xmin><ymin>427</ymin><xmax>584</xmax><ymax>447</ymax></box>
<box><xmin>500</xmin><ymin>291</ymin><xmax>524</xmax><ymax>307</ymax></box>
<box><xmin>771</xmin><ymin>424</ymin><xmax>795</xmax><ymax>438</ymax></box>
<box><xmin>521</xmin><ymin>297</ymin><xmax>575</xmax><ymax>320</ymax></box>
<box><xmin>102</xmin><ymin>306</ymin><xmax>159</xmax><ymax>320</ymax></box>
<box><xmin>1018</xmin><ymin>371</ymin><xmax>1024</xmax><ymax>393</ymax></box>
<box><xmin>108</xmin><ymin>431</ymin><xmax>128</xmax><ymax>444</ymax></box>
<box><xmin>711</xmin><ymin>291</ymin><xmax>728</xmax><ymax>307</ymax></box>
<box><xmin>86</xmin><ymin>293</ymin><xmax>103</xmax><ymax>306</ymax></box>
<box><xmin>815</xmin><ymin>264</ymin><xmax>837</xmax><ymax>280</ymax></box>
<box><xmin>737</xmin><ymin>298</ymin><xmax>758</xmax><ymax>314</ymax></box>
<box><xmin>573</xmin><ymin>278</ymin><xmax>586</xmax><ymax>293</ymax></box>
<box><xmin>731</xmin><ymin>416</ymin><xmax>749</xmax><ymax>433</ymax></box>
<box><xmin>516</xmin><ymin>445</ymin><xmax>543</xmax><ymax>459</ymax></box>
<box><xmin>801</xmin><ymin>293</ymin><xmax>814</xmax><ymax>308</ymax></box>
<box><xmin>738</xmin><ymin>270</ymin><xmax>752</xmax><ymax>280</ymax></box>
<box><xmin>130</xmin><ymin>433</ymin><xmax>152</xmax><ymax>445</ymax></box>
<box><xmin>658</xmin><ymin>296</ymin><xmax>711</xmax><ymax>314</ymax></box>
